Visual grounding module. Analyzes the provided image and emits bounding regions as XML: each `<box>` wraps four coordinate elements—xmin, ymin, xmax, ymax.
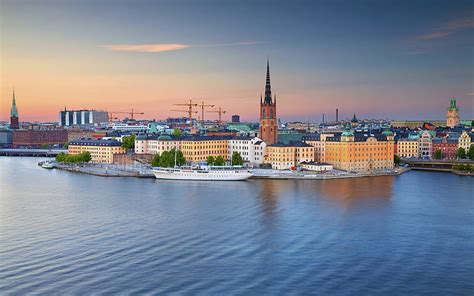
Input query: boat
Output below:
<box><xmin>41</xmin><ymin>161</ymin><xmax>55</xmax><ymax>169</ymax></box>
<box><xmin>152</xmin><ymin>165</ymin><xmax>253</xmax><ymax>181</ymax></box>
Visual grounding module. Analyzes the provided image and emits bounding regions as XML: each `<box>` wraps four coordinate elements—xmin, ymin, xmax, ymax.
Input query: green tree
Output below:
<box><xmin>80</xmin><ymin>151</ymin><xmax>92</xmax><ymax>163</ymax></box>
<box><xmin>231</xmin><ymin>151</ymin><xmax>243</xmax><ymax>166</ymax></box>
<box><xmin>63</xmin><ymin>143</ymin><xmax>69</xmax><ymax>149</ymax></box>
<box><xmin>214</xmin><ymin>155</ymin><xmax>225</xmax><ymax>166</ymax></box>
<box><xmin>394</xmin><ymin>154</ymin><xmax>401</xmax><ymax>165</ymax></box>
<box><xmin>155</xmin><ymin>149</ymin><xmax>186</xmax><ymax>167</ymax></box>
<box><xmin>172</xmin><ymin>129</ymin><xmax>182</xmax><ymax>137</ymax></box>
<box><xmin>56</xmin><ymin>152</ymin><xmax>67</xmax><ymax>162</ymax></box>
<box><xmin>456</xmin><ymin>147</ymin><xmax>466</xmax><ymax>159</ymax></box>
<box><xmin>207</xmin><ymin>156</ymin><xmax>215</xmax><ymax>165</ymax></box>
<box><xmin>121</xmin><ymin>135</ymin><xmax>136</xmax><ymax>149</ymax></box>
<box><xmin>151</xmin><ymin>153</ymin><xmax>161</xmax><ymax>167</ymax></box>
<box><xmin>433</xmin><ymin>149</ymin><xmax>443</xmax><ymax>160</ymax></box>
<box><xmin>468</xmin><ymin>145</ymin><xmax>474</xmax><ymax>160</ymax></box>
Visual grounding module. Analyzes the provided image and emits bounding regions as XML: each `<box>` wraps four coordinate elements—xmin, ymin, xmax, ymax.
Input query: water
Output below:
<box><xmin>1</xmin><ymin>157</ymin><xmax>473</xmax><ymax>295</ymax></box>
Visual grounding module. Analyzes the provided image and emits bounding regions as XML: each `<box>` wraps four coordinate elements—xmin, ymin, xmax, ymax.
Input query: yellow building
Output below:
<box><xmin>458</xmin><ymin>131</ymin><xmax>472</xmax><ymax>151</ymax></box>
<box><xmin>69</xmin><ymin>138</ymin><xmax>126</xmax><ymax>163</ymax></box>
<box><xmin>396</xmin><ymin>139</ymin><xmax>419</xmax><ymax>158</ymax></box>
<box><xmin>181</xmin><ymin>136</ymin><xmax>231</xmax><ymax>162</ymax></box>
<box><xmin>265</xmin><ymin>142</ymin><xmax>314</xmax><ymax>170</ymax></box>
<box><xmin>324</xmin><ymin>130</ymin><xmax>394</xmax><ymax>172</ymax></box>
<box><xmin>305</xmin><ymin>133</ymin><xmax>335</xmax><ymax>162</ymax></box>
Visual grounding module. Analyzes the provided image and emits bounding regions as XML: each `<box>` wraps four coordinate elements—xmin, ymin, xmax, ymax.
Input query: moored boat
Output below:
<box><xmin>152</xmin><ymin>165</ymin><xmax>253</xmax><ymax>181</ymax></box>
<box><xmin>41</xmin><ymin>161</ymin><xmax>55</xmax><ymax>169</ymax></box>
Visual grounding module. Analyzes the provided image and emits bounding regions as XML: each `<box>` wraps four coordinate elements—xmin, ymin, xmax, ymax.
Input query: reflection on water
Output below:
<box><xmin>1</xmin><ymin>158</ymin><xmax>473</xmax><ymax>295</ymax></box>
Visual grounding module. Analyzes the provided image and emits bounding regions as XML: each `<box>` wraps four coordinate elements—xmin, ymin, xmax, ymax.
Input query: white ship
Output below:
<box><xmin>152</xmin><ymin>165</ymin><xmax>253</xmax><ymax>181</ymax></box>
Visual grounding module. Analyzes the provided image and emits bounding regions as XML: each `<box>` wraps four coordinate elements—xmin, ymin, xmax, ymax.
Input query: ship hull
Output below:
<box><xmin>152</xmin><ymin>168</ymin><xmax>253</xmax><ymax>181</ymax></box>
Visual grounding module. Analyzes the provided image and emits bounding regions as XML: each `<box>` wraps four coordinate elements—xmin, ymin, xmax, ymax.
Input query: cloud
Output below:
<box><xmin>100</xmin><ymin>43</ymin><xmax>190</xmax><ymax>53</ymax></box>
<box><xmin>100</xmin><ymin>41</ymin><xmax>262</xmax><ymax>53</ymax></box>
<box><xmin>416</xmin><ymin>17</ymin><xmax>474</xmax><ymax>41</ymax></box>
<box><xmin>468</xmin><ymin>92</ymin><xmax>474</xmax><ymax>96</ymax></box>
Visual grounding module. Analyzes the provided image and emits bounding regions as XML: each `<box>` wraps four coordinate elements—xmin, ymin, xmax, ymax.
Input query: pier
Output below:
<box><xmin>0</xmin><ymin>149</ymin><xmax>67</xmax><ymax>157</ymax></box>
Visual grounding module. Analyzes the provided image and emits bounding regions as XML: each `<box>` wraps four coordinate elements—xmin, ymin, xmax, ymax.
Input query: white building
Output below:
<box><xmin>418</xmin><ymin>131</ymin><xmax>433</xmax><ymax>159</ymax></box>
<box><xmin>300</xmin><ymin>161</ymin><xmax>333</xmax><ymax>172</ymax></box>
<box><xmin>458</xmin><ymin>131</ymin><xmax>472</xmax><ymax>151</ymax></box>
<box><xmin>228</xmin><ymin>137</ymin><xmax>266</xmax><ymax>166</ymax></box>
<box><xmin>112</xmin><ymin>123</ymin><xmax>148</xmax><ymax>133</ymax></box>
<box><xmin>59</xmin><ymin>109</ymin><xmax>108</xmax><ymax>126</ymax></box>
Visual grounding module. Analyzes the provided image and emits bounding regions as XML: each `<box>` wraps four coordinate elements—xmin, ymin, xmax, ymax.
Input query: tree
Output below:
<box><xmin>56</xmin><ymin>152</ymin><xmax>67</xmax><ymax>162</ymax></box>
<box><xmin>433</xmin><ymin>149</ymin><xmax>443</xmax><ymax>160</ymax></box>
<box><xmin>151</xmin><ymin>154</ymin><xmax>161</xmax><ymax>167</ymax></box>
<box><xmin>468</xmin><ymin>145</ymin><xmax>474</xmax><ymax>160</ymax></box>
<box><xmin>214</xmin><ymin>155</ymin><xmax>225</xmax><ymax>166</ymax></box>
<box><xmin>56</xmin><ymin>151</ymin><xmax>91</xmax><ymax>163</ymax></box>
<box><xmin>207</xmin><ymin>156</ymin><xmax>215</xmax><ymax>165</ymax></box>
<box><xmin>231</xmin><ymin>151</ymin><xmax>243</xmax><ymax>166</ymax></box>
<box><xmin>394</xmin><ymin>154</ymin><xmax>401</xmax><ymax>166</ymax></box>
<box><xmin>172</xmin><ymin>129</ymin><xmax>182</xmax><ymax>137</ymax></box>
<box><xmin>63</xmin><ymin>143</ymin><xmax>69</xmax><ymax>149</ymax></box>
<box><xmin>121</xmin><ymin>135</ymin><xmax>136</xmax><ymax>150</ymax></box>
<box><xmin>456</xmin><ymin>147</ymin><xmax>466</xmax><ymax>159</ymax></box>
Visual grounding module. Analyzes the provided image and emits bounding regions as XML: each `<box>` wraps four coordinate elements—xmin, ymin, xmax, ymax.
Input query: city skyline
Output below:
<box><xmin>1</xmin><ymin>0</ymin><xmax>473</xmax><ymax>122</ymax></box>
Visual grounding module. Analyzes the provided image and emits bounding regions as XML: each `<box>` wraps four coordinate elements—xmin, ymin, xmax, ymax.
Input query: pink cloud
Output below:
<box><xmin>100</xmin><ymin>43</ymin><xmax>190</xmax><ymax>53</ymax></box>
<box><xmin>416</xmin><ymin>17</ymin><xmax>474</xmax><ymax>41</ymax></box>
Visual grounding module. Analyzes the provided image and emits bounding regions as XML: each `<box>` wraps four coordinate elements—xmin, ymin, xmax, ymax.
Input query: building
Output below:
<box><xmin>396</xmin><ymin>139</ymin><xmax>419</xmax><ymax>158</ymax></box>
<box><xmin>418</xmin><ymin>131</ymin><xmax>432</xmax><ymax>159</ymax></box>
<box><xmin>12</xmin><ymin>129</ymin><xmax>68</xmax><ymax>147</ymax></box>
<box><xmin>432</xmin><ymin>137</ymin><xmax>458</xmax><ymax>159</ymax></box>
<box><xmin>59</xmin><ymin>109</ymin><xmax>109</xmax><ymax>126</ymax></box>
<box><xmin>228</xmin><ymin>137</ymin><xmax>266</xmax><ymax>166</ymax></box>
<box><xmin>231</xmin><ymin>115</ymin><xmax>240</xmax><ymax>123</ymax></box>
<box><xmin>259</xmin><ymin>60</ymin><xmax>278</xmax><ymax>145</ymax></box>
<box><xmin>304</xmin><ymin>133</ymin><xmax>336</xmax><ymax>162</ymax></box>
<box><xmin>181</xmin><ymin>136</ymin><xmax>231</xmax><ymax>162</ymax></box>
<box><xmin>69</xmin><ymin>138</ymin><xmax>126</xmax><ymax>163</ymax></box>
<box><xmin>391</xmin><ymin>120</ymin><xmax>445</xmax><ymax>129</ymax></box>
<box><xmin>0</xmin><ymin>129</ymin><xmax>13</xmax><ymax>148</ymax></box>
<box><xmin>10</xmin><ymin>89</ymin><xmax>19</xmax><ymax>129</ymax></box>
<box><xmin>324</xmin><ymin>129</ymin><xmax>394</xmax><ymax>172</ymax></box>
<box><xmin>265</xmin><ymin>141</ymin><xmax>313</xmax><ymax>170</ymax></box>
<box><xmin>111</xmin><ymin>122</ymin><xmax>148</xmax><ymax>133</ymax></box>
<box><xmin>446</xmin><ymin>98</ymin><xmax>460</xmax><ymax>128</ymax></box>
<box><xmin>300</xmin><ymin>161</ymin><xmax>333</xmax><ymax>172</ymax></box>
<box><xmin>67</xmin><ymin>129</ymin><xmax>97</xmax><ymax>142</ymax></box>
<box><xmin>134</xmin><ymin>135</ymin><xmax>182</xmax><ymax>155</ymax></box>
<box><xmin>458</xmin><ymin>131</ymin><xmax>472</xmax><ymax>151</ymax></box>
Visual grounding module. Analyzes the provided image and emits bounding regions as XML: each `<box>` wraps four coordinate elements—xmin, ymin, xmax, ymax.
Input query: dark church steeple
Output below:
<box><xmin>264</xmin><ymin>59</ymin><xmax>272</xmax><ymax>104</ymax></box>
<box><xmin>259</xmin><ymin>59</ymin><xmax>278</xmax><ymax>144</ymax></box>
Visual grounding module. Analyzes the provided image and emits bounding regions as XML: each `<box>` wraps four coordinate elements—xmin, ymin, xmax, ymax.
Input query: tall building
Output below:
<box><xmin>446</xmin><ymin>98</ymin><xmax>460</xmax><ymax>127</ymax></box>
<box><xmin>231</xmin><ymin>115</ymin><xmax>240</xmax><ymax>123</ymax></box>
<box><xmin>259</xmin><ymin>60</ymin><xmax>278</xmax><ymax>145</ymax></box>
<box><xmin>10</xmin><ymin>89</ymin><xmax>19</xmax><ymax>129</ymax></box>
<box><xmin>59</xmin><ymin>109</ymin><xmax>109</xmax><ymax>126</ymax></box>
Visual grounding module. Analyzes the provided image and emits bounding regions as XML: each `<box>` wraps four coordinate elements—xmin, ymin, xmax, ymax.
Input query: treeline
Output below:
<box><xmin>56</xmin><ymin>152</ymin><xmax>92</xmax><ymax>163</ymax></box>
<box><xmin>151</xmin><ymin>148</ymin><xmax>186</xmax><ymax>167</ymax></box>
<box><xmin>452</xmin><ymin>164</ymin><xmax>473</xmax><ymax>172</ymax></box>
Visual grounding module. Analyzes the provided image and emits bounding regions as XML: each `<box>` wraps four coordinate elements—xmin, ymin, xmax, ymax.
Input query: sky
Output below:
<box><xmin>1</xmin><ymin>0</ymin><xmax>473</xmax><ymax>122</ymax></box>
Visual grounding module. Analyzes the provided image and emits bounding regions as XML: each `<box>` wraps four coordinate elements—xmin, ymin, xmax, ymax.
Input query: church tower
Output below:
<box><xmin>10</xmin><ymin>89</ymin><xmax>19</xmax><ymax>130</ymax></box>
<box><xmin>259</xmin><ymin>60</ymin><xmax>278</xmax><ymax>144</ymax></box>
<box><xmin>446</xmin><ymin>97</ymin><xmax>459</xmax><ymax>128</ymax></box>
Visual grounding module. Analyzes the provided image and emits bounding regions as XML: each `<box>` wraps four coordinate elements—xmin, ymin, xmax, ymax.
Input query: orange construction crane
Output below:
<box><xmin>109</xmin><ymin>108</ymin><xmax>144</xmax><ymax>122</ymax></box>
<box><xmin>207</xmin><ymin>107</ymin><xmax>226</xmax><ymax>124</ymax></box>
<box><xmin>198</xmin><ymin>101</ymin><xmax>215</xmax><ymax>125</ymax></box>
<box><xmin>172</xmin><ymin>100</ymin><xmax>198</xmax><ymax>128</ymax></box>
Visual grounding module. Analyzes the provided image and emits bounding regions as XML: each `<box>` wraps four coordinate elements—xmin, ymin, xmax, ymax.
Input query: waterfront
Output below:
<box><xmin>1</xmin><ymin>157</ymin><xmax>473</xmax><ymax>294</ymax></box>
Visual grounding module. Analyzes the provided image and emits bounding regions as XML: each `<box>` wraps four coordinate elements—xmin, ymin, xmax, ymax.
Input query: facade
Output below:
<box><xmin>0</xmin><ymin>130</ymin><xmax>13</xmax><ymax>147</ymax></box>
<box><xmin>324</xmin><ymin>130</ymin><xmax>394</xmax><ymax>172</ymax></box>
<box><xmin>265</xmin><ymin>141</ymin><xmax>313</xmax><ymax>170</ymax></box>
<box><xmin>134</xmin><ymin>135</ymin><xmax>182</xmax><ymax>155</ymax></box>
<box><xmin>418</xmin><ymin>131</ymin><xmax>432</xmax><ymax>158</ymax></box>
<box><xmin>305</xmin><ymin>133</ymin><xmax>336</xmax><ymax>162</ymax></box>
<box><xmin>67</xmin><ymin>129</ymin><xmax>97</xmax><ymax>142</ymax></box>
<box><xmin>300</xmin><ymin>162</ymin><xmax>333</xmax><ymax>172</ymax></box>
<box><xmin>69</xmin><ymin>138</ymin><xmax>126</xmax><ymax>163</ymax></box>
<box><xmin>59</xmin><ymin>109</ymin><xmax>109</xmax><ymax>126</ymax></box>
<box><xmin>228</xmin><ymin>137</ymin><xmax>266</xmax><ymax>166</ymax></box>
<box><xmin>12</xmin><ymin>129</ymin><xmax>68</xmax><ymax>146</ymax></box>
<box><xmin>10</xmin><ymin>89</ymin><xmax>19</xmax><ymax>130</ymax></box>
<box><xmin>432</xmin><ymin>138</ymin><xmax>458</xmax><ymax>160</ymax></box>
<box><xmin>458</xmin><ymin>131</ymin><xmax>472</xmax><ymax>151</ymax></box>
<box><xmin>181</xmin><ymin>136</ymin><xmax>231</xmax><ymax>162</ymax></box>
<box><xmin>396</xmin><ymin>139</ymin><xmax>419</xmax><ymax>158</ymax></box>
<box><xmin>259</xmin><ymin>60</ymin><xmax>278</xmax><ymax>145</ymax></box>
<box><xmin>446</xmin><ymin>98</ymin><xmax>460</xmax><ymax>128</ymax></box>
<box><xmin>111</xmin><ymin>123</ymin><xmax>148</xmax><ymax>133</ymax></box>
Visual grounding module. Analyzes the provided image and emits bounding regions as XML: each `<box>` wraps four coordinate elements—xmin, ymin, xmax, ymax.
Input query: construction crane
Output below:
<box><xmin>109</xmin><ymin>108</ymin><xmax>144</xmax><ymax>122</ymax></box>
<box><xmin>198</xmin><ymin>101</ymin><xmax>215</xmax><ymax>125</ymax></box>
<box><xmin>207</xmin><ymin>107</ymin><xmax>226</xmax><ymax>124</ymax></box>
<box><xmin>171</xmin><ymin>99</ymin><xmax>198</xmax><ymax>128</ymax></box>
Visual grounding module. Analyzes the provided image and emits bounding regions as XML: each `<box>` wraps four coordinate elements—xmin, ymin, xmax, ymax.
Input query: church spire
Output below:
<box><xmin>264</xmin><ymin>59</ymin><xmax>272</xmax><ymax>104</ymax></box>
<box><xmin>11</xmin><ymin>88</ymin><xmax>18</xmax><ymax>118</ymax></box>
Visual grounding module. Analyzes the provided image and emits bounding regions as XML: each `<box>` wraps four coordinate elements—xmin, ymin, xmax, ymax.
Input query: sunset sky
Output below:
<box><xmin>1</xmin><ymin>0</ymin><xmax>473</xmax><ymax>122</ymax></box>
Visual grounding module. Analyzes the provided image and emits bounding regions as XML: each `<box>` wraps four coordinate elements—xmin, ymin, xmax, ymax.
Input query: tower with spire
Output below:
<box><xmin>446</xmin><ymin>97</ymin><xmax>460</xmax><ymax>128</ymax></box>
<box><xmin>259</xmin><ymin>60</ymin><xmax>278</xmax><ymax>145</ymax></box>
<box><xmin>10</xmin><ymin>88</ymin><xmax>19</xmax><ymax>129</ymax></box>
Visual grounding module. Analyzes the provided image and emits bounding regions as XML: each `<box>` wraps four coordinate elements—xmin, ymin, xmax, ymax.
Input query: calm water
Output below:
<box><xmin>1</xmin><ymin>157</ymin><xmax>473</xmax><ymax>295</ymax></box>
